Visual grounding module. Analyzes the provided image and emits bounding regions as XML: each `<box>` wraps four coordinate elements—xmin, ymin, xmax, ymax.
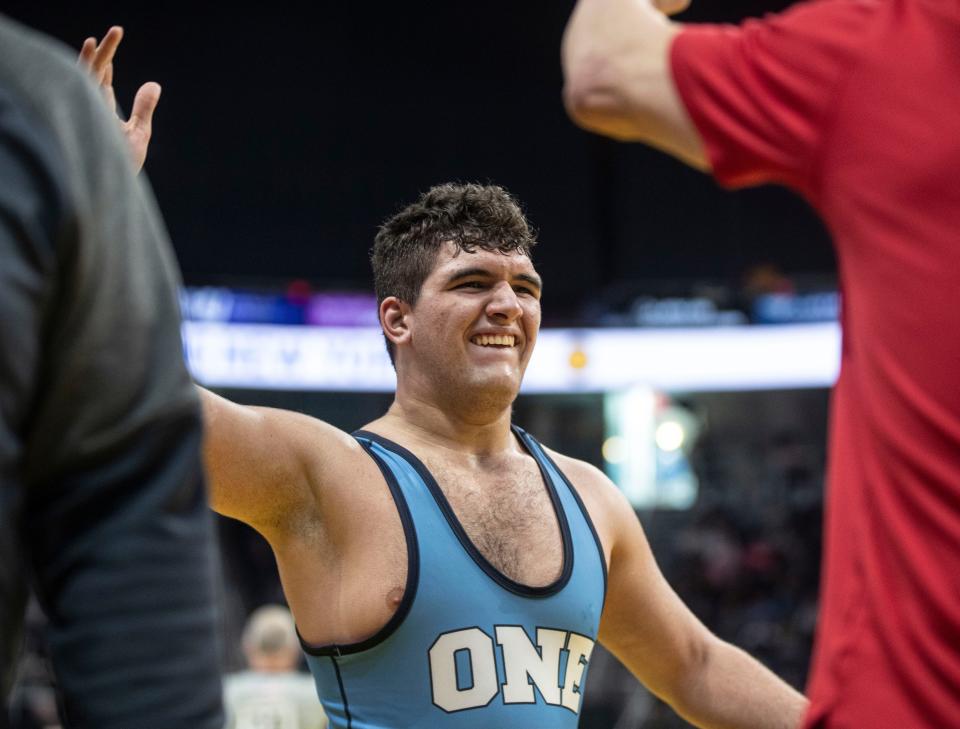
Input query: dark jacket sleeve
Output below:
<box><xmin>0</xmin><ymin>17</ymin><xmax>224</xmax><ymax>729</ymax></box>
<box><xmin>0</xmin><ymin>80</ymin><xmax>62</xmax><ymax>702</ymax></box>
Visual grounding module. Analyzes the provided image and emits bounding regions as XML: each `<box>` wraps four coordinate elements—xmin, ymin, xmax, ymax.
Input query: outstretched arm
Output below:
<box><xmin>198</xmin><ymin>389</ymin><xmax>360</xmax><ymax>539</ymax></box>
<box><xmin>602</xmin><ymin>492</ymin><xmax>806</xmax><ymax>727</ymax></box>
<box><xmin>556</xmin><ymin>455</ymin><xmax>807</xmax><ymax>728</ymax></box>
<box><xmin>78</xmin><ymin>26</ymin><xmax>160</xmax><ymax>171</ymax></box>
<box><xmin>562</xmin><ymin>0</ymin><xmax>708</xmax><ymax>169</ymax></box>
<box><xmin>75</xmin><ymin>27</ymin><xmax>362</xmax><ymax>544</ymax></box>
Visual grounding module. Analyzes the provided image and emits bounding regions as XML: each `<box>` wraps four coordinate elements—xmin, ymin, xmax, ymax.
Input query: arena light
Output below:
<box><xmin>183</xmin><ymin>321</ymin><xmax>841</xmax><ymax>393</ymax></box>
<box><xmin>601</xmin><ymin>436</ymin><xmax>627</xmax><ymax>464</ymax></box>
<box><xmin>655</xmin><ymin>421</ymin><xmax>685</xmax><ymax>452</ymax></box>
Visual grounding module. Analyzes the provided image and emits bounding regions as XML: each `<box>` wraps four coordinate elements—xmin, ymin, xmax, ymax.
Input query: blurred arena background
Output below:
<box><xmin>4</xmin><ymin>2</ymin><xmax>834</xmax><ymax>726</ymax></box>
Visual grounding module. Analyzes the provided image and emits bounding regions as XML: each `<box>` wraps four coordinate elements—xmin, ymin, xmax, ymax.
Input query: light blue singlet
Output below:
<box><xmin>302</xmin><ymin>425</ymin><xmax>607</xmax><ymax>729</ymax></box>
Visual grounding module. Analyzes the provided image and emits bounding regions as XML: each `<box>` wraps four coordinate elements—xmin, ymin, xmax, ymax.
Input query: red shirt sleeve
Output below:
<box><xmin>670</xmin><ymin>0</ymin><xmax>879</xmax><ymax>195</ymax></box>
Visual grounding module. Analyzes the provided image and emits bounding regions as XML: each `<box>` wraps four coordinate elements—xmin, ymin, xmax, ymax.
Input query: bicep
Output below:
<box><xmin>562</xmin><ymin>0</ymin><xmax>708</xmax><ymax>168</ymax></box>
<box><xmin>551</xmin><ymin>452</ymin><xmax>715</xmax><ymax>701</ymax></box>
<box><xmin>200</xmin><ymin>389</ymin><xmax>335</xmax><ymax>530</ymax></box>
<box><xmin>597</xmin><ymin>491</ymin><xmax>713</xmax><ymax>703</ymax></box>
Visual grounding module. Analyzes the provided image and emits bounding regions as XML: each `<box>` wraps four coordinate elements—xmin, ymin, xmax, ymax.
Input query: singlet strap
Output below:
<box><xmin>511</xmin><ymin>426</ymin><xmax>609</xmax><ymax>601</ymax></box>
<box><xmin>354</xmin><ymin>428</ymin><xmax>576</xmax><ymax>598</ymax></box>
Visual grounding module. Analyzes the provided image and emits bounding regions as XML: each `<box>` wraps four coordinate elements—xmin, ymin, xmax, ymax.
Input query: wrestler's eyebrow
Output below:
<box><xmin>444</xmin><ymin>268</ymin><xmax>543</xmax><ymax>291</ymax></box>
<box><xmin>514</xmin><ymin>273</ymin><xmax>543</xmax><ymax>291</ymax></box>
<box><xmin>444</xmin><ymin>267</ymin><xmax>495</xmax><ymax>285</ymax></box>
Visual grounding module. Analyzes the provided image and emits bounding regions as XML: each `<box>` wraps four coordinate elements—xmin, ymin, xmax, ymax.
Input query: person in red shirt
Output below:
<box><xmin>562</xmin><ymin>1</ymin><xmax>960</xmax><ymax>727</ymax></box>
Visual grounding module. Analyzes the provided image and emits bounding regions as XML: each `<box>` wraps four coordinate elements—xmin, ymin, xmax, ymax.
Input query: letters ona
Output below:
<box><xmin>428</xmin><ymin>626</ymin><xmax>595</xmax><ymax>714</ymax></box>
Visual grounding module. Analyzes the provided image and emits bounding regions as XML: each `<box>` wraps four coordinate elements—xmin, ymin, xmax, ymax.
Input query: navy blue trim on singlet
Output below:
<box><xmin>299</xmin><ymin>438</ymin><xmax>420</xmax><ymax>657</ymax></box>
<box><xmin>330</xmin><ymin>656</ymin><xmax>353</xmax><ymax>729</ymax></box>
<box><xmin>515</xmin><ymin>429</ymin><xmax>609</xmax><ymax>602</ymax></box>
<box><xmin>353</xmin><ymin>428</ymin><xmax>575</xmax><ymax>598</ymax></box>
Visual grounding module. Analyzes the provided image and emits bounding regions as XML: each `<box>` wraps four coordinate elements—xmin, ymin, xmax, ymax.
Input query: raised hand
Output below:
<box><xmin>78</xmin><ymin>26</ymin><xmax>160</xmax><ymax>172</ymax></box>
<box><xmin>651</xmin><ymin>0</ymin><xmax>691</xmax><ymax>16</ymax></box>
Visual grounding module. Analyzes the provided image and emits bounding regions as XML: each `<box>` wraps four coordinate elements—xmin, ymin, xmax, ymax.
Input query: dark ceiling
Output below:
<box><xmin>3</xmin><ymin>1</ymin><xmax>834</xmax><ymax>313</ymax></box>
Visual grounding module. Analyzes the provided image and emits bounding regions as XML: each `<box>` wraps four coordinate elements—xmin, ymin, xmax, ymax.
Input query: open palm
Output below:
<box><xmin>78</xmin><ymin>26</ymin><xmax>160</xmax><ymax>172</ymax></box>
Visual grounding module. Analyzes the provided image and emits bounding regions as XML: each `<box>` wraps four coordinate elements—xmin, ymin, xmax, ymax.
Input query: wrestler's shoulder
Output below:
<box><xmin>540</xmin><ymin>445</ymin><xmax>633</xmax><ymax>531</ymax></box>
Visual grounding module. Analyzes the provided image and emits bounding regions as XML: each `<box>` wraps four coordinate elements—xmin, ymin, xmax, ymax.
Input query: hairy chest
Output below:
<box><xmin>423</xmin><ymin>455</ymin><xmax>564</xmax><ymax>587</ymax></box>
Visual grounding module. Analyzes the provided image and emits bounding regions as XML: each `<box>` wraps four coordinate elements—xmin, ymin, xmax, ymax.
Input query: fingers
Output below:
<box><xmin>652</xmin><ymin>0</ymin><xmax>691</xmax><ymax>15</ymax></box>
<box><xmin>79</xmin><ymin>26</ymin><xmax>124</xmax><ymax>85</ymax></box>
<box><xmin>124</xmin><ymin>82</ymin><xmax>161</xmax><ymax>172</ymax></box>
<box><xmin>93</xmin><ymin>26</ymin><xmax>123</xmax><ymax>79</ymax></box>
<box><xmin>77</xmin><ymin>24</ymin><xmax>159</xmax><ymax>172</ymax></box>
<box><xmin>78</xmin><ymin>37</ymin><xmax>97</xmax><ymax>67</ymax></box>
<box><xmin>128</xmin><ymin>82</ymin><xmax>162</xmax><ymax>130</ymax></box>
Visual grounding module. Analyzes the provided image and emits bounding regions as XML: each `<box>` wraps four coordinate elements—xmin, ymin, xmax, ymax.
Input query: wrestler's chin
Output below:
<box><xmin>457</xmin><ymin>369</ymin><xmax>524</xmax><ymax>415</ymax></box>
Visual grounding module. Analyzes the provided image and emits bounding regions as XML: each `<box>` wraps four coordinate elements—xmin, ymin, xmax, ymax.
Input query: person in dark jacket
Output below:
<box><xmin>0</xmin><ymin>16</ymin><xmax>223</xmax><ymax>729</ymax></box>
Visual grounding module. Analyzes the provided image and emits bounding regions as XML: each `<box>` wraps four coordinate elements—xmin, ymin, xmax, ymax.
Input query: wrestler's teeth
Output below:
<box><xmin>472</xmin><ymin>334</ymin><xmax>516</xmax><ymax>347</ymax></box>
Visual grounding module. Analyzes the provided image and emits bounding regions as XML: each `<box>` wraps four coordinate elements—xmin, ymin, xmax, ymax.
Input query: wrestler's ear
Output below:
<box><xmin>380</xmin><ymin>296</ymin><xmax>412</xmax><ymax>348</ymax></box>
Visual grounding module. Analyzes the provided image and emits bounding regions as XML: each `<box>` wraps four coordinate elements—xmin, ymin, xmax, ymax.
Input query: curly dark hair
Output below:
<box><xmin>371</xmin><ymin>183</ymin><xmax>538</xmax><ymax>364</ymax></box>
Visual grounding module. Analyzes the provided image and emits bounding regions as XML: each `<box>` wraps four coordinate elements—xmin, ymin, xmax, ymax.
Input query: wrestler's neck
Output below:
<box><xmin>372</xmin><ymin>384</ymin><xmax>518</xmax><ymax>458</ymax></box>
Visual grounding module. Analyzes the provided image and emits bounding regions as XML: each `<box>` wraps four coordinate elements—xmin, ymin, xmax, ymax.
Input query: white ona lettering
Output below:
<box><xmin>428</xmin><ymin>626</ymin><xmax>595</xmax><ymax>714</ymax></box>
<box><xmin>428</xmin><ymin>629</ymin><xmax>499</xmax><ymax>712</ymax></box>
<box><xmin>560</xmin><ymin>632</ymin><xmax>593</xmax><ymax>713</ymax></box>
<box><xmin>496</xmin><ymin>626</ymin><xmax>565</xmax><ymax>705</ymax></box>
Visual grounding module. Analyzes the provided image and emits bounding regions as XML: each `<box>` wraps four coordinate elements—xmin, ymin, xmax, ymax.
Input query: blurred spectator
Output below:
<box><xmin>224</xmin><ymin>606</ymin><xmax>326</xmax><ymax>729</ymax></box>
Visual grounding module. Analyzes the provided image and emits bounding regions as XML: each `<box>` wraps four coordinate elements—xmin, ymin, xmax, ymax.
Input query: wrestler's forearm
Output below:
<box><xmin>671</xmin><ymin>636</ymin><xmax>807</xmax><ymax>729</ymax></box>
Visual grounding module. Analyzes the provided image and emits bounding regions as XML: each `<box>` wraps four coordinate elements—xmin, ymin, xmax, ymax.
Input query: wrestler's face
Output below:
<box><xmin>396</xmin><ymin>242</ymin><xmax>542</xmax><ymax>411</ymax></box>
